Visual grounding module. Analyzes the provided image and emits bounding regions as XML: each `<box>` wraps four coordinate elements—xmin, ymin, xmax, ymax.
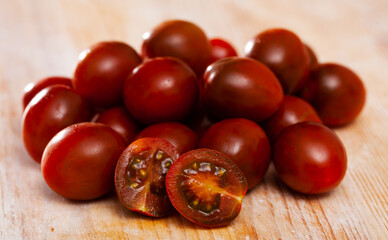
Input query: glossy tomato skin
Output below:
<box><xmin>123</xmin><ymin>57</ymin><xmax>199</xmax><ymax>125</ymax></box>
<box><xmin>141</xmin><ymin>20</ymin><xmax>211</xmax><ymax>76</ymax></box>
<box><xmin>166</xmin><ymin>149</ymin><xmax>248</xmax><ymax>227</ymax></box>
<box><xmin>73</xmin><ymin>41</ymin><xmax>142</xmax><ymax>108</ymax></box>
<box><xmin>96</xmin><ymin>106</ymin><xmax>140</xmax><ymax>145</ymax></box>
<box><xmin>299</xmin><ymin>63</ymin><xmax>366</xmax><ymax>127</ymax></box>
<box><xmin>273</xmin><ymin>122</ymin><xmax>347</xmax><ymax>194</ymax></box>
<box><xmin>42</xmin><ymin>123</ymin><xmax>126</xmax><ymax>200</ymax></box>
<box><xmin>198</xmin><ymin>118</ymin><xmax>271</xmax><ymax>189</ymax></box>
<box><xmin>22</xmin><ymin>76</ymin><xmax>72</xmax><ymax>110</ymax></box>
<box><xmin>245</xmin><ymin>28</ymin><xmax>310</xmax><ymax>94</ymax></box>
<box><xmin>304</xmin><ymin>44</ymin><xmax>318</xmax><ymax>68</ymax></box>
<box><xmin>261</xmin><ymin>95</ymin><xmax>322</xmax><ymax>142</ymax></box>
<box><xmin>209</xmin><ymin>38</ymin><xmax>238</xmax><ymax>64</ymax></box>
<box><xmin>22</xmin><ymin>85</ymin><xmax>93</xmax><ymax>163</ymax></box>
<box><xmin>135</xmin><ymin>122</ymin><xmax>197</xmax><ymax>154</ymax></box>
<box><xmin>115</xmin><ymin>137</ymin><xmax>179</xmax><ymax>217</ymax></box>
<box><xmin>203</xmin><ymin>57</ymin><xmax>283</xmax><ymax>122</ymax></box>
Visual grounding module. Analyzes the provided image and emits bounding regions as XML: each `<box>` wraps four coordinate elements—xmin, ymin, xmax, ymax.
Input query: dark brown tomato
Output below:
<box><xmin>22</xmin><ymin>85</ymin><xmax>93</xmax><ymax>163</ymax></box>
<box><xmin>198</xmin><ymin>118</ymin><xmax>271</xmax><ymax>189</ymax></box>
<box><xmin>41</xmin><ymin>123</ymin><xmax>126</xmax><ymax>200</ymax></box>
<box><xmin>203</xmin><ymin>57</ymin><xmax>283</xmax><ymax>122</ymax></box>
<box><xmin>273</xmin><ymin>122</ymin><xmax>347</xmax><ymax>194</ymax></box>
<box><xmin>22</xmin><ymin>76</ymin><xmax>72</xmax><ymax>110</ymax></box>
<box><xmin>135</xmin><ymin>122</ymin><xmax>197</xmax><ymax>154</ymax></box>
<box><xmin>96</xmin><ymin>106</ymin><xmax>140</xmax><ymax>145</ymax></box>
<box><xmin>245</xmin><ymin>28</ymin><xmax>310</xmax><ymax>94</ymax></box>
<box><xmin>141</xmin><ymin>20</ymin><xmax>211</xmax><ymax>76</ymax></box>
<box><xmin>209</xmin><ymin>38</ymin><xmax>238</xmax><ymax>64</ymax></box>
<box><xmin>261</xmin><ymin>95</ymin><xmax>322</xmax><ymax>142</ymax></box>
<box><xmin>166</xmin><ymin>149</ymin><xmax>248</xmax><ymax>227</ymax></box>
<box><xmin>73</xmin><ymin>41</ymin><xmax>142</xmax><ymax>108</ymax></box>
<box><xmin>123</xmin><ymin>57</ymin><xmax>199</xmax><ymax>125</ymax></box>
<box><xmin>299</xmin><ymin>63</ymin><xmax>366</xmax><ymax>127</ymax></box>
<box><xmin>115</xmin><ymin>137</ymin><xmax>179</xmax><ymax>217</ymax></box>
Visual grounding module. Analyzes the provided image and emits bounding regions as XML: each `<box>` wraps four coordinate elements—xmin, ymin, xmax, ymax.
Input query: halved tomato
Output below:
<box><xmin>166</xmin><ymin>149</ymin><xmax>248</xmax><ymax>227</ymax></box>
<box><xmin>115</xmin><ymin>137</ymin><xmax>179</xmax><ymax>217</ymax></box>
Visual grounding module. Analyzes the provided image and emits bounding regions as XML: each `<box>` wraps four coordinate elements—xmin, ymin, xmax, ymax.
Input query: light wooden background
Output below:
<box><xmin>0</xmin><ymin>0</ymin><xmax>387</xmax><ymax>239</ymax></box>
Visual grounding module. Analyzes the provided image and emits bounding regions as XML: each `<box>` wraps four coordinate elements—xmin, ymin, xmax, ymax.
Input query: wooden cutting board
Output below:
<box><xmin>0</xmin><ymin>0</ymin><xmax>387</xmax><ymax>239</ymax></box>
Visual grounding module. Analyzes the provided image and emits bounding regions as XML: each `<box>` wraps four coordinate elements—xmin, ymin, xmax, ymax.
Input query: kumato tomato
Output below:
<box><xmin>273</xmin><ymin>122</ymin><xmax>347</xmax><ymax>194</ymax></box>
<box><xmin>166</xmin><ymin>149</ymin><xmax>248</xmax><ymax>227</ymax></box>
<box><xmin>299</xmin><ymin>63</ymin><xmax>366</xmax><ymax>127</ymax></box>
<box><xmin>245</xmin><ymin>29</ymin><xmax>310</xmax><ymax>94</ymax></box>
<box><xmin>41</xmin><ymin>123</ymin><xmax>126</xmax><ymax>200</ymax></box>
<box><xmin>141</xmin><ymin>20</ymin><xmax>211</xmax><ymax>76</ymax></box>
<box><xmin>209</xmin><ymin>38</ymin><xmax>238</xmax><ymax>64</ymax></box>
<box><xmin>73</xmin><ymin>41</ymin><xmax>142</xmax><ymax>108</ymax></box>
<box><xmin>198</xmin><ymin>118</ymin><xmax>271</xmax><ymax>189</ymax></box>
<box><xmin>22</xmin><ymin>85</ymin><xmax>93</xmax><ymax>163</ymax></box>
<box><xmin>123</xmin><ymin>57</ymin><xmax>199</xmax><ymax>125</ymax></box>
<box><xmin>304</xmin><ymin>44</ymin><xmax>318</xmax><ymax>68</ymax></box>
<box><xmin>135</xmin><ymin>122</ymin><xmax>197</xmax><ymax>155</ymax></box>
<box><xmin>96</xmin><ymin>106</ymin><xmax>140</xmax><ymax>145</ymax></box>
<box><xmin>261</xmin><ymin>95</ymin><xmax>322</xmax><ymax>142</ymax></box>
<box><xmin>203</xmin><ymin>57</ymin><xmax>283</xmax><ymax>122</ymax></box>
<box><xmin>115</xmin><ymin>137</ymin><xmax>179</xmax><ymax>217</ymax></box>
<box><xmin>22</xmin><ymin>76</ymin><xmax>72</xmax><ymax>110</ymax></box>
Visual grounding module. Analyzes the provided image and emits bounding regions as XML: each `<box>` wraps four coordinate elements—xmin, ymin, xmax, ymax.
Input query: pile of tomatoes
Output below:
<box><xmin>21</xmin><ymin>20</ymin><xmax>366</xmax><ymax>227</ymax></box>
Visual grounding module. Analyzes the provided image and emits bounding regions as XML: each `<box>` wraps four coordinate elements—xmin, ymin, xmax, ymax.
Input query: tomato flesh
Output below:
<box><xmin>115</xmin><ymin>137</ymin><xmax>179</xmax><ymax>217</ymax></box>
<box><xmin>166</xmin><ymin>149</ymin><xmax>247</xmax><ymax>227</ymax></box>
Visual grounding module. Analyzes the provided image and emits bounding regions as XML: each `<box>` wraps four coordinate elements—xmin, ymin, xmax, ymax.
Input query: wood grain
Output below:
<box><xmin>1</xmin><ymin>0</ymin><xmax>387</xmax><ymax>239</ymax></box>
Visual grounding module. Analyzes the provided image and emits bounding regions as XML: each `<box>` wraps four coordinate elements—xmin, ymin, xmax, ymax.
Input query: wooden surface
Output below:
<box><xmin>1</xmin><ymin>0</ymin><xmax>387</xmax><ymax>239</ymax></box>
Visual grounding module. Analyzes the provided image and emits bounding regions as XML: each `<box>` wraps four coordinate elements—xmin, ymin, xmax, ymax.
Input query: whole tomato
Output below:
<box><xmin>299</xmin><ymin>63</ymin><xmax>366</xmax><ymax>127</ymax></box>
<box><xmin>203</xmin><ymin>57</ymin><xmax>283</xmax><ymax>122</ymax></box>
<box><xmin>135</xmin><ymin>122</ymin><xmax>197</xmax><ymax>154</ymax></box>
<box><xmin>95</xmin><ymin>106</ymin><xmax>140</xmax><ymax>145</ymax></box>
<box><xmin>73</xmin><ymin>41</ymin><xmax>142</xmax><ymax>108</ymax></box>
<box><xmin>245</xmin><ymin>28</ymin><xmax>310</xmax><ymax>94</ymax></box>
<box><xmin>209</xmin><ymin>38</ymin><xmax>238</xmax><ymax>64</ymax></box>
<box><xmin>261</xmin><ymin>95</ymin><xmax>322</xmax><ymax>142</ymax></box>
<box><xmin>22</xmin><ymin>85</ymin><xmax>93</xmax><ymax>163</ymax></box>
<box><xmin>22</xmin><ymin>76</ymin><xmax>72</xmax><ymax>110</ymax></box>
<box><xmin>198</xmin><ymin>118</ymin><xmax>271</xmax><ymax>189</ymax></box>
<box><xmin>273</xmin><ymin>121</ymin><xmax>347</xmax><ymax>194</ymax></box>
<box><xmin>123</xmin><ymin>57</ymin><xmax>199</xmax><ymax>125</ymax></box>
<box><xmin>141</xmin><ymin>20</ymin><xmax>211</xmax><ymax>76</ymax></box>
<box><xmin>42</xmin><ymin>123</ymin><xmax>126</xmax><ymax>200</ymax></box>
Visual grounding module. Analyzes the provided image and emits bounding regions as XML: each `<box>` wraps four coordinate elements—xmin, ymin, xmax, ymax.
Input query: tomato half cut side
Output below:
<box><xmin>166</xmin><ymin>149</ymin><xmax>248</xmax><ymax>227</ymax></box>
<box><xmin>115</xmin><ymin>137</ymin><xmax>179</xmax><ymax>217</ymax></box>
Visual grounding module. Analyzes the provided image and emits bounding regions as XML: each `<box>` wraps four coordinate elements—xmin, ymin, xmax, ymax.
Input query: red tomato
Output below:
<box><xmin>73</xmin><ymin>41</ymin><xmax>142</xmax><ymax>108</ymax></box>
<box><xmin>245</xmin><ymin>28</ymin><xmax>310</xmax><ymax>94</ymax></box>
<box><xmin>198</xmin><ymin>118</ymin><xmax>271</xmax><ymax>189</ymax></box>
<box><xmin>115</xmin><ymin>137</ymin><xmax>179</xmax><ymax>217</ymax></box>
<box><xmin>261</xmin><ymin>95</ymin><xmax>322</xmax><ymax>142</ymax></box>
<box><xmin>42</xmin><ymin>123</ymin><xmax>126</xmax><ymax>200</ymax></box>
<box><xmin>141</xmin><ymin>20</ymin><xmax>211</xmax><ymax>76</ymax></box>
<box><xmin>22</xmin><ymin>85</ymin><xmax>93</xmax><ymax>163</ymax></box>
<box><xmin>95</xmin><ymin>106</ymin><xmax>140</xmax><ymax>145</ymax></box>
<box><xmin>166</xmin><ymin>149</ymin><xmax>248</xmax><ymax>227</ymax></box>
<box><xmin>203</xmin><ymin>57</ymin><xmax>283</xmax><ymax>122</ymax></box>
<box><xmin>304</xmin><ymin>44</ymin><xmax>318</xmax><ymax>68</ymax></box>
<box><xmin>299</xmin><ymin>63</ymin><xmax>366</xmax><ymax>127</ymax></box>
<box><xmin>22</xmin><ymin>76</ymin><xmax>72</xmax><ymax>110</ymax></box>
<box><xmin>209</xmin><ymin>38</ymin><xmax>238</xmax><ymax>63</ymax></box>
<box><xmin>135</xmin><ymin>122</ymin><xmax>197</xmax><ymax>154</ymax></box>
<box><xmin>273</xmin><ymin>122</ymin><xmax>347</xmax><ymax>194</ymax></box>
<box><xmin>123</xmin><ymin>57</ymin><xmax>199</xmax><ymax>125</ymax></box>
